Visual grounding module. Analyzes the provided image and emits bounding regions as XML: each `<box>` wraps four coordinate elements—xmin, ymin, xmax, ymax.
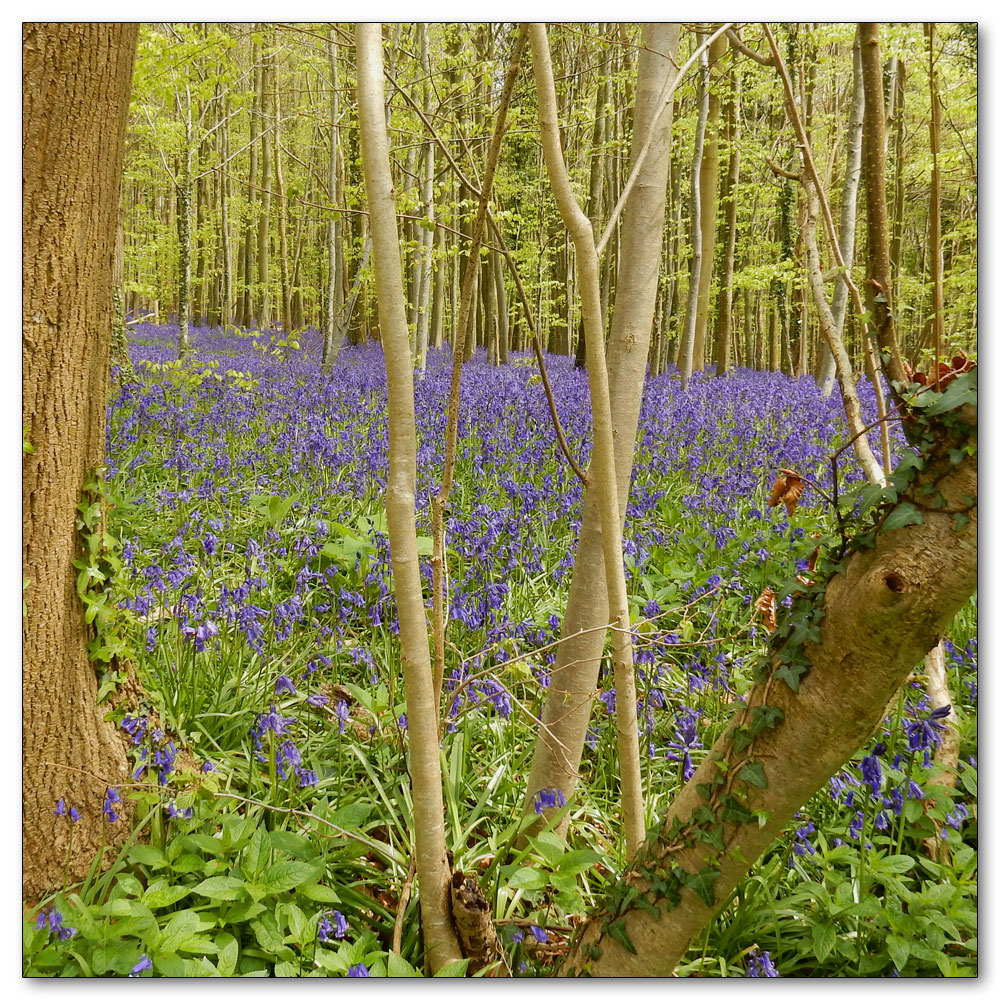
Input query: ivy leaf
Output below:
<box><xmin>680</xmin><ymin>865</ymin><xmax>721</xmax><ymax>908</ymax></box>
<box><xmin>881</xmin><ymin>504</ymin><xmax>923</xmax><ymax>533</ymax></box>
<box><xmin>606</xmin><ymin>917</ymin><xmax>637</xmax><ymax>955</ymax></box>
<box><xmin>739</xmin><ymin>760</ymin><xmax>768</xmax><ymax>788</ymax></box>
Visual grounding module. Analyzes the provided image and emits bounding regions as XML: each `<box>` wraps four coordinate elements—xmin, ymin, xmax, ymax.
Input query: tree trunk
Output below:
<box><xmin>530</xmin><ymin>22</ymin><xmax>645</xmax><ymax>857</ymax></box>
<box><xmin>924</xmin><ymin>23</ymin><xmax>945</xmax><ymax>366</ymax></box>
<box><xmin>816</xmin><ymin>31</ymin><xmax>864</xmax><ymax>397</ymax></box>
<box><xmin>680</xmin><ymin>41</ymin><xmax>710</xmax><ymax>390</ymax></box>
<box><xmin>323</xmin><ymin>29</ymin><xmax>345</xmax><ymax>368</ymax></box>
<box><xmin>713</xmin><ymin>45</ymin><xmax>740</xmax><ymax>376</ymax></box>
<box><xmin>23</xmin><ymin>21</ymin><xmax>137</xmax><ymax>902</ymax></box>
<box><xmin>355</xmin><ymin>22</ymin><xmax>464</xmax><ymax>973</ymax></box>
<box><xmin>256</xmin><ymin>48</ymin><xmax>272</xmax><ymax>328</ymax></box>
<box><xmin>523</xmin><ymin>23</ymin><xmax>679</xmax><ymax>836</ymax></box>
<box><xmin>692</xmin><ymin>31</ymin><xmax>727</xmax><ymax>371</ymax></box>
<box><xmin>563</xmin><ymin>398</ymin><xmax>977</xmax><ymax>975</ymax></box>
<box><xmin>273</xmin><ymin>53</ymin><xmax>293</xmax><ymax>334</ymax></box>
<box><xmin>414</xmin><ymin>23</ymin><xmax>434</xmax><ymax>373</ymax></box>
<box><xmin>859</xmin><ymin>22</ymin><xmax>906</xmax><ymax>385</ymax></box>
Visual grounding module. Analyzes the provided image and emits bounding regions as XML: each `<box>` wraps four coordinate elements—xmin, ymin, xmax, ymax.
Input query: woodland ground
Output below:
<box><xmin>22</xmin><ymin>324</ymin><xmax>977</xmax><ymax>978</ymax></box>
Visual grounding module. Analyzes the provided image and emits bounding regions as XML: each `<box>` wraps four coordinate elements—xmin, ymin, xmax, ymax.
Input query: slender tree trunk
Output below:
<box><xmin>256</xmin><ymin>48</ymin><xmax>272</xmax><ymax>328</ymax></box>
<box><xmin>714</xmin><ymin>46</ymin><xmax>740</xmax><ymax>376</ymax></box>
<box><xmin>493</xmin><ymin>248</ymin><xmax>509</xmax><ymax>364</ymax></box>
<box><xmin>323</xmin><ymin>30</ymin><xmax>345</xmax><ymax>368</ymax></box>
<box><xmin>924</xmin><ymin>23</ymin><xmax>945</xmax><ymax>367</ymax></box>
<box><xmin>859</xmin><ymin>22</ymin><xmax>906</xmax><ymax>385</ymax></box>
<box><xmin>431</xmin><ymin>221</ymin><xmax>446</xmax><ymax>351</ymax></box>
<box><xmin>273</xmin><ymin>57</ymin><xmax>293</xmax><ymax>334</ymax></box>
<box><xmin>355</xmin><ymin>22</ymin><xmax>463</xmax><ymax>973</ymax></box>
<box><xmin>692</xmin><ymin>31</ymin><xmax>727</xmax><ymax>371</ymax></box>
<box><xmin>681</xmin><ymin>41</ymin><xmax>710</xmax><ymax>390</ymax></box>
<box><xmin>816</xmin><ymin>31</ymin><xmax>865</xmax><ymax>397</ymax></box>
<box><xmin>530</xmin><ymin>22</ymin><xmax>645</xmax><ymax>857</ymax></box>
<box><xmin>414</xmin><ymin>23</ymin><xmax>434</xmax><ymax>373</ymax></box>
<box><xmin>177</xmin><ymin>139</ymin><xmax>193</xmax><ymax>355</ymax></box>
<box><xmin>23</xmin><ymin>21</ymin><xmax>138</xmax><ymax>901</ymax></box>
<box><xmin>524</xmin><ymin>23</ymin><xmax>680</xmax><ymax>840</ymax></box>
<box><xmin>563</xmin><ymin>401</ymin><xmax>977</xmax><ymax>975</ymax></box>
<box><xmin>240</xmin><ymin>51</ymin><xmax>260</xmax><ymax>328</ymax></box>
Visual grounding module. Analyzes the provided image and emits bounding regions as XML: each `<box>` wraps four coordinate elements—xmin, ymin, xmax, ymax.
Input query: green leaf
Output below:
<box><xmin>255</xmin><ymin>860</ymin><xmax>319</xmax><ymax>895</ymax></box>
<box><xmin>434</xmin><ymin>958</ymin><xmax>470</xmax><ymax>977</ymax></box>
<box><xmin>143</xmin><ymin>884</ymin><xmax>191</xmax><ymax>908</ymax></box>
<box><xmin>923</xmin><ymin>371</ymin><xmax>977</xmax><ymax>416</ymax></box>
<box><xmin>812</xmin><ymin>922</ymin><xmax>836</xmax><ymax>963</ymax></box>
<box><xmin>881</xmin><ymin>503</ymin><xmax>923</xmax><ymax>533</ymax></box>
<box><xmin>216</xmin><ymin>933</ymin><xmax>239</xmax><ymax>977</ymax></box>
<box><xmin>738</xmin><ymin>760</ymin><xmax>768</xmax><ymax>788</ymax></box>
<box><xmin>242</xmin><ymin>827</ymin><xmax>269</xmax><ymax>880</ymax></box>
<box><xmin>555</xmin><ymin>849</ymin><xmax>601</xmax><ymax>876</ymax></box>
<box><xmin>296</xmin><ymin>882</ymin><xmax>340</xmax><ymax>904</ymax></box>
<box><xmin>887</xmin><ymin>933</ymin><xmax>911</xmax><ymax>971</ymax></box>
<box><xmin>529</xmin><ymin>830</ymin><xmax>566</xmax><ymax>866</ymax></box>
<box><xmin>155</xmin><ymin>910</ymin><xmax>206</xmax><ymax>954</ymax></box>
<box><xmin>191</xmin><ymin>876</ymin><xmax>247</xmax><ymax>901</ymax></box>
<box><xmin>507</xmin><ymin>866</ymin><xmax>549</xmax><ymax>891</ymax></box>
<box><xmin>387</xmin><ymin>952</ymin><xmax>422</xmax><ymax>977</ymax></box>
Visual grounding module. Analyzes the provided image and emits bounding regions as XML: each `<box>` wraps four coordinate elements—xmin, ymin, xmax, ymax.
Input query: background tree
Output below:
<box><xmin>23</xmin><ymin>21</ymin><xmax>139</xmax><ymax>900</ymax></box>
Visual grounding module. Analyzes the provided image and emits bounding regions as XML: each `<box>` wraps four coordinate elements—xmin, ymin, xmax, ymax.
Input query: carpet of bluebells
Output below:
<box><xmin>25</xmin><ymin>324</ymin><xmax>977</xmax><ymax>978</ymax></box>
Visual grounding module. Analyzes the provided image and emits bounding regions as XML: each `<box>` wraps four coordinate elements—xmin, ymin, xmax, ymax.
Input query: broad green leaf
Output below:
<box><xmin>191</xmin><ymin>876</ymin><xmax>247</xmax><ymax>901</ymax></box>
<box><xmin>812</xmin><ymin>922</ymin><xmax>836</xmax><ymax>963</ymax></box>
<box><xmin>506</xmin><ymin>866</ymin><xmax>549</xmax><ymax>891</ymax></box>
<box><xmin>387</xmin><ymin>952</ymin><xmax>422</xmax><ymax>977</ymax></box>
<box><xmin>256</xmin><ymin>860</ymin><xmax>319</xmax><ymax>895</ymax></box>
<box><xmin>434</xmin><ymin>958</ymin><xmax>470</xmax><ymax>977</ymax></box>
<box><xmin>555</xmin><ymin>849</ymin><xmax>601</xmax><ymax>876</ymax></box>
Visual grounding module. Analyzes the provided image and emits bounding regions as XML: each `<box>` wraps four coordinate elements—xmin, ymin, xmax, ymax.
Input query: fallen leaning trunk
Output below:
<box><xmin>561</xmin><ymin>394</ymin><xmax>977</xmax><ymax>976</ymax></box>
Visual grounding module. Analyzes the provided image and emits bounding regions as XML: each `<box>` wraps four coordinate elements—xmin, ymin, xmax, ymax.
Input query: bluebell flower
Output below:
<box><xmin>746</xmin><ymin>948</ymin><xmax>779</xmax><ymax>977</ymax></box>
<box><xmin>103</xmin><ymin>786</ymin><xmax>122</xmax><ymax>822</ymax></box>
<box><xmin>275</xmin><ymin>673</ymin><xmax>296</xmax><ymax>696</ymax></box>
<box><xmin>528</xmin><ymin>925</ymin><xmax>549</xmax><ymax>943</ymax></box>
<box><xmin>129</xmin><ymin>954</ymin><xmax>153</xmax><ymax>977</ymax></box>
<box><xmin>347</xmin><ymin>963</ymin><xmax>370</xmax><ymax>977</ymax></box>
<box><xmin>533</xmin><ymin>787</ymin><xmax>566</xmax><ymax>815</ymax></box>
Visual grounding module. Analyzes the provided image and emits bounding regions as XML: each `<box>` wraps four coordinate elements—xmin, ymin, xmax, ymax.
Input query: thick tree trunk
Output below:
<box><xmin>273</xmin><ymin>58</ymin><xmax>293</xmax><ymax>335</ymax></box>
<box><xmin>355</xmin><ymin>22</ymin><xmax>464</xmax><ymax>973</ymax></box>
<box><xmin>523</xmin><ymin>23</ymin><xmax>679</xmax><ymax>834</ymax></box>
<box><xmin>563</xmin><ymin>399</ymin><xmax>977</xmax><ymax>975</ymax></box>
<box><xmin>22</xmin><ymin>21</ymin><xmax>137</xmax><ymax>902</ymax></box>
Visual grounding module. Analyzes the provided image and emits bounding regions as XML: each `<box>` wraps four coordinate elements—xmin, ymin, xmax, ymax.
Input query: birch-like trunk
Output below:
<box><xmin>355</xmin><ymin>22</ymin><xmax>463</xmax><ymax>973</ymax></box>
<box><xmin>529</xmin><ymin>22</ymin><xmax>644</xmax><ymax>857</ymax></box>
<box><xmin>713</xmin><ymin>47</ymin><xmax>740</xmax><ymax>376</ymax></box>
<box><xmin>523</xmin><ymin>23</ymin><xmax>679</xmax><ymax>846</ymax></box>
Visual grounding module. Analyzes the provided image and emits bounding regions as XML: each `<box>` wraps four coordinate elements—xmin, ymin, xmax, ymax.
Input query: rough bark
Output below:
<box><xmin>23</xmin><ymin>21</ymin><xmax>138</xmax><ymax>901</ymax></box>
<box><xmin>563</xmin><ymin>401</ymin><xmax>977</xmax><ymax>975</ymax></box>
<box><xmin>355</xmin><ymin>22</ymin><xmax>464</xmax><ymax>973</ymax></box>
<box><xmin>523</xmin><ymin>23</ymin><xmax>679</xmax><ymax>836</ymax></box>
